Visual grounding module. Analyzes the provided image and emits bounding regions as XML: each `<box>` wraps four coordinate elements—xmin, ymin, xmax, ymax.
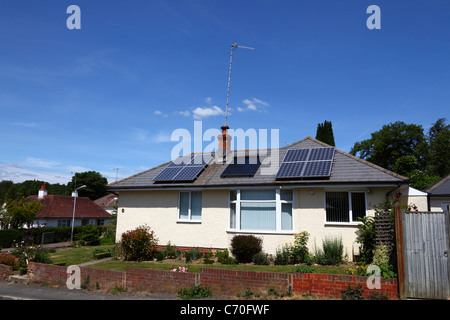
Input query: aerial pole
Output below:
<box><xmin>224</xmin><ymin>42</ymin><xmax>254</xmax><ymax>127</ymax></box>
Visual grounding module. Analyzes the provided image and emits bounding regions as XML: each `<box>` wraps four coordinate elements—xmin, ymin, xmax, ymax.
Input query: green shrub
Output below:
<box><xmin>274</xmin><ymin>244</ymin><xmax>291</xmax><ymax>265</ymax></box>
<box><xmin>341</xmin><ymin>285</ymin><xmax>364</xmax><ymax>300</ymax></box>
<box><xmin>252</xmin><ymin>251</ymin><xmax>269</xmax><ymax>265</ymax></box>
<box><xmin>216</xmin><ymin>249</ymin><xmax>237</xmax><ymax>265</ymax></box>
<box><xmin>177</xmin><ymin>285</ymin><xmax>212</xmax><ymax>299</ymax></box>
<box><xmin>314</xmin><ymin>236</ymin><xmax>344</xmax><ymax>265</ymax></box>
<box><xmin>230</xmin><ymin>235</ymin><xmax>263</xmax><ymax>263</ymax></box>
<box><xmin>292</xmin><ymin>265</ymin><xmax>315</xmax><ymax>273</ymax></box>
<box><xmin>94</xmin><ymin>252</ymin><xmax>112</xmax><ymax>259</ymax></box>
<box><xmin>120</xmin><ymin>225</ymin><xmax>158</xmax><ymax>262</ymax></box>
<box><xmin>155</xmin><ymin>250</ymin><xmax>165</xmax><ymax>261</ymax></box>
<box><xmin>291</xmin><ymin>231</ymin><xmax>310</xmax><ymax>263</ymax></box>
<box><xmin>75</xmin><ymin>224</ymin><xmax>102</xmax><ymax>245</ymax></box>
<box><xmin>164</xmin><ymin>241</ymin><xmax>177</xmax><ymax>259</ymax></box>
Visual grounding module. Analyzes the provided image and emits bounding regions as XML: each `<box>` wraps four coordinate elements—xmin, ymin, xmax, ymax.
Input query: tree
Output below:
<box><xmin>350</xmin><ymin>121</ymin><xmax>426</xmax><ymax>171</ymax></box>
<box><xmin>67</xmin><ymin>171</ymin><xmax>108</xmax><ymax>200</ymax></box>
<box><xmin>427</xmin><ymin>118</ymin><xmax>450</xmax><ymax>177</ymax></box>
<box><xmin>3</xmin><ymin>197</ymin><xmax>42</xmax><ymax>229</ymax></box>
<box><xmin>315</xmin><ymin>120</ymin><xmax>335</xmax><ymax>146</ymax></box>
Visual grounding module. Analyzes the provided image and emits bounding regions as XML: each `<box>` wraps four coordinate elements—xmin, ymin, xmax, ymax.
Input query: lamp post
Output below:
<box><xmin>71</xmin><ymin>185</ymin><xmax>86</xmax><ymax>242</ymax></box>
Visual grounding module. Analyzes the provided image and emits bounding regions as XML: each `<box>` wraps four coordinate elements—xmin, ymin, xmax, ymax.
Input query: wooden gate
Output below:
<box><xmin>395</xmin><ymin>205</ymin><xmax>450</xmax><ymax>299</ymax></box>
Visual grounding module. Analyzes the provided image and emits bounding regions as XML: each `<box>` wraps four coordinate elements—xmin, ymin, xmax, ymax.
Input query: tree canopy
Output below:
<box><xmin>67</xmin><ymin>171</ymin><xmax>108</xmax><ymax>200</ymax></box>
<box><xmin>350</xmin><ymin>118</ymin><xmax>450</xmax><ymax>190</ymax></box>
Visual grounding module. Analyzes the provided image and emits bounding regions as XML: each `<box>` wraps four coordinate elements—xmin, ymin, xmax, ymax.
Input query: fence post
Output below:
<box><xmin>394</xmin><ymin>203</ymin><xmax>407</xmax><ymax>299</ymax></box>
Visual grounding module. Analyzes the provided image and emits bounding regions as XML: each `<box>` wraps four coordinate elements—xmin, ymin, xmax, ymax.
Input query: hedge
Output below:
<box><xmin>0</xmin><ymin>229</ymin><xmax>22</xmax><ymax>248</ymax></box>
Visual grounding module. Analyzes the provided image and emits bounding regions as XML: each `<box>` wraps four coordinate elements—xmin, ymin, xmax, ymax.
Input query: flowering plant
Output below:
<box><xmin>171</xmin><ymin>266</ymin><xmax>189</xmax><ymax>273</ymax></box>
<box><xmin>120</xmin><ymin>225</ymin><xmax>159</xmax><ymax>262</ymax></box>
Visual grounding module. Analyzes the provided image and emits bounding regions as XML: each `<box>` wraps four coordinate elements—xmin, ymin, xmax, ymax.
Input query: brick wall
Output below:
<box><xmin>0</xmin><ymin>264</ymin><xmax>12</xmax><ymax>281</ymax></box>
<box><xmin>292</xmin><ymin>272</ymin><xmax>398</xmax><ymax>299</ymax></box>
<box><xmin>126</xmin><ymin>268</ymin><xmax>198</xmax><ymax>294</ymax></box>
<box><xmin>22</xmin><ymin>263</ymin><xmax>399</xmax><ymax>299</ymax></box>
<box><xmin>200</xmin><ymin>268</ymin><xmax>290</xmax><ymax>296</ymax></box>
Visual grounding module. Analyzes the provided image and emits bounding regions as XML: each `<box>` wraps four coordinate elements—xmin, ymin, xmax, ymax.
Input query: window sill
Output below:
<box><xmin>227</xmin><ymin>229</ymin><xmax>294</xmax><ymax>235</ymax></box>
<box><xmin>177</xmin><ymin>220</ymin><xmax>202</xmax><ymax>224</ymax></box>
<box><xmin>324</xmin><ymin>222</ymin><xmax>362</xmax><ymax>226</ymax></box>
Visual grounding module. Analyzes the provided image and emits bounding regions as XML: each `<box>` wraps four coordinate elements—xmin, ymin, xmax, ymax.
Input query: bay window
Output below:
<box><xmin>229</xmin><ymin>189</ymin><xmax>293</xmax><ymax>232</ymax></box>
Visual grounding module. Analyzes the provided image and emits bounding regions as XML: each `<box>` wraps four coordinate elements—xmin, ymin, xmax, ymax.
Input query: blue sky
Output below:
<box><xmin>0</xmin><ymin>0</ymin><xmax>449</xmax><ymax>184</ymax></box>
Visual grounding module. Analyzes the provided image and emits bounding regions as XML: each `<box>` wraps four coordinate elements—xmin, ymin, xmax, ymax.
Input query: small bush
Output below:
<box><xmin>120</xmin><ymin>225</ymin><xmax>158</xmax><ymax>262</ymax></box>
<box><xmin>0</xmin><ymin>253</ymin><xmax>17</xmax><ymax>267</ymax></box>
<box><xmin>94</xmin><ymin>252</ymin><xmax>112</xmax><ymax>259</ymax></box>
<box><xmin>0</xmin><ymin>229</ymin><xmax>22</xmax><ymax>248</ymax></box>
<box><xmin>177</xmin><ymin>285</ymin><xmax>212</xmax><ymax>299</ymax></box>
<box><xmin>155</xmin><ymin>250</ymin><xmax>166</xmax><ymax>261</ymax></box>
<box><xmin>314</xmin><ymin>236</ymin><xmax>344</xmax><ymax>265</ymax></box>
<box><xmin>216</xmin><ymin>249</ymin><xmax>237</xmax><ymax>265</ymax></box>
<box><xmin>75</xmin><ymin>224</ymin><xmax>102</xmax><ymax>246</ymax></box>
<box><xmin>341</xmin><ymin>285</ymin><xmax>364</xmax><ymax>300</ymax></box>
<box><xmin>252</xmin><ymin>252</ymin><xmax>269</xmax><ymax>265</ymax></box>
<box><xmin>230</xmin><ymin>235</ymin><xmax>262</xmax><ymax>263</ymax></box>
<box><xmin>274</xmin><ymin>244</ymin><xmax>291</xmax><ymax>265</ymax></box>
<box><xmin>292</xmin><ymin>265</ymin><xmax>315</xmax><ymax>273</ymax></box>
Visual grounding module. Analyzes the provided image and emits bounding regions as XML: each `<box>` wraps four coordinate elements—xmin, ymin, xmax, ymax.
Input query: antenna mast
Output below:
<box><xmin>224</xmin><ymin>42</ymin><xmax>254</xmax><ymax>127</ymax></box>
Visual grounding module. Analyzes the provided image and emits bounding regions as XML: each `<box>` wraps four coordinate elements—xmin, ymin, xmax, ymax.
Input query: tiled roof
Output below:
<box><xmin>27</xmin><ymin>195</ymin><xmax>112</xmax><ymax>219</ymax></box>
<box><xmin>94</xmin><ymin>193</ymin><xmax>118</xmax><ymax>207</ymax></box>
<box><xmin>108</xmin><ymin>136</ymin><xmax>408</xmax><ymax>190</ymax></box>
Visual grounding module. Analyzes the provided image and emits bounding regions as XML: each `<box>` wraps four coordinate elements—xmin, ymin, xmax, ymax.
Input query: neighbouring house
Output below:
<box><xmin>108</xmin><ymin>130</ymin><xmax>410</xmax><ymax>260</ymax></box>
<box><xmin>94</xmin><ymin>193</ymin><xmax>119</xmax><ymax>215</ymax></box>
<box><xmin>426</xmin><ymin>174</ymin><xmax>450</xmax><ymax>211</ymax></box>
<box><xmin>27</xmin><ymin>184</ymin><xmax>113</xmax><ymax>227</ymax></box>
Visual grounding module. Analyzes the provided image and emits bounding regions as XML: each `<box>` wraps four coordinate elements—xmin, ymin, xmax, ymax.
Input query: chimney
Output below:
<box><xmin>38</xmin><ymin>182</ymin><xmax>48</xmax><ymax>199</ymax></box>
<box><xmin>217</xmin><ymin>125</ymin><xmax>232</xmax><ymax>163</ymax></box>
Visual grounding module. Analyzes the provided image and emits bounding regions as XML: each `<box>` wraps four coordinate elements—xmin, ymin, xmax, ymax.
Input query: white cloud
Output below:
<box><xmin>241</xmin><ymin>98</ymin><xmax>270</xmax><ymax>112</ymax></box>
<box><xmin>192</xmin><ymin>106</ymin><xmax>225</xmax><ymax>119</ymax></box>
<box><xmin>66</xmin><ymin>165</ymin><xmax>91</xmax><ymax>173</ymax></box>
<box><xmin>178</xmin><ymin>110</ymin><xmax>190</xmax><ymax>117</ymax></box>
<box><xmin>26</xmin><ymin>157</ymin><xmax>60</xmax><ymax>169</ymax></box>
<box><xmin>154</xmin><ymin>110</ymin><xmax>163</xmax><ymax>115</ymax></box>
<box><xmin>0</xmin><ymin>163</ymin><xmax>71</xmax><ymax>184</ymax></box>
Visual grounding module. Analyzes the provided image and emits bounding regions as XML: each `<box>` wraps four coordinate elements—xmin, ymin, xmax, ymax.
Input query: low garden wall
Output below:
<box><xmin>20</xmin><ymin>262</ymin><xmax>399</xmax><ymax>299</ymax></box>
<box><xmin>0</xmin><ymin>264</ymin><xmax>13</xmax><ymax>281</ymax></box>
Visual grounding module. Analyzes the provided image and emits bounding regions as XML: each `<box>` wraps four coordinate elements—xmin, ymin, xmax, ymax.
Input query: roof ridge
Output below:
<box><xmin>426</xmin><ymin>173</ymin><xmax>450</xmax><ymax>192</ymax></box>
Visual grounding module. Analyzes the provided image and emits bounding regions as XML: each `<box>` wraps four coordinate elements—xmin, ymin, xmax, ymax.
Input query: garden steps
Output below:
<box><xmin>9</xmin><ymin>274</ymin><xmax>29</xmax><ymax>285</ymax></box>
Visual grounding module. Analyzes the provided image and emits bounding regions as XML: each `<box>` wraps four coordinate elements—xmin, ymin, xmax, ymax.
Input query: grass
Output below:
<box><xmin>48</xmin><ymin>245</ymin><xmax>115</xmax><ymax>266</ymax></box>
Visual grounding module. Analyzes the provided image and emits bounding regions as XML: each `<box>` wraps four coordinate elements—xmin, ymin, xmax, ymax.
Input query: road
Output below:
<box><xmin>0</xmin><ymin>280</ymin><xmax>179</xmax><ymax>300</ymax></box>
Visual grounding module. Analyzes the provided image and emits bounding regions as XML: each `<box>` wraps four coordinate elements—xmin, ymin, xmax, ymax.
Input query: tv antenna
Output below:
<box><xmin>113</xmin><ymin>168</ymin><xmax>121</xmax><ymax>182</ymax></box>
<box><xmin>224</xmin><ymin>42</ymin><xmax>254</xmax><ymax>127</ymax></box>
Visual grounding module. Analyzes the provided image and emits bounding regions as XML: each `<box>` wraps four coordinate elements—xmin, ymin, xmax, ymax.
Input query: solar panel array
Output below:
<box><xmin>153</xmin><ymin>153</ymin><xmax>214</xmax><ymax>182</ymax></box>
<box><xmin>276</xmin><ymin>147</ymin><xmax>335</xmax><ymax>178</ymax></box>
<box><xmin>220</xmin><ymin>156</ymin><xmax>261</xmax><ymax>178</ymax></box>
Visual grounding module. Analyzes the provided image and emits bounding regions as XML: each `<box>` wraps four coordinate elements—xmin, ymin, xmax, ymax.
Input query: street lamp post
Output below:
<box><xmin>71</xmin><ymin>185</ymin><xmax>86</xmax><ymax>242</ymax></box>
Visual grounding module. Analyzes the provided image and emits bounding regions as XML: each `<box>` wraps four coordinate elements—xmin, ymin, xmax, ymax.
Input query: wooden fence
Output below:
<box><xmin>395</xmin><ymin>204</ymin><xmax>450</xmax><ymax>300</ymax></box>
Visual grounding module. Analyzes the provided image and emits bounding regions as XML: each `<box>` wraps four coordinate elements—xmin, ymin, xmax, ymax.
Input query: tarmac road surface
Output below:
<box><xmin>0</xmin><ymin>281</ymin><xmax>179</xmax><ymax>300</ymax></box>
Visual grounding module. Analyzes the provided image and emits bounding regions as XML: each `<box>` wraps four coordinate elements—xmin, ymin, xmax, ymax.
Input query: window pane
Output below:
<box><xmin>281</xmin><ymin>189</ymin><xmax>293</xmax><ymax>201</ymax></box>
<box><xmin>281</xmin><ymin>203</ymin><xmax>292</xmax><ymax>230</ymax></box>
<box><xmin>351</xmin><ymin>192</ymin><xmax>366</xmax><ymax>222</ymax></box>
<box><xmin>326</xmin><ymin>192</ymin><xmax>349</xmax><ymax>222</ymax></box>
<box><xmin>191</xmin><ymin>191</ymin><xmax>202</xmax><ymax>220</ymax></box>
<box><xmin>230</xmin><ymin>190</ymin><xmax>237</xmax><ymax>201</ymax></box>
<box><xmin>230</xmin><ymin>203</ymin><xmax>236</xmax><ymax>229</ymax></box>
<box><xmin>240</xmin><ymin>202</ymin><xmax>276</xmax><ymax>230</ymax></box>
<box><xmin>179</xmin><ymin>192</ymin><xmax>190</xmax><ymax>220</ymax></box>
<box><xmin>241</xmin><ymin>190</ymin><xmax>276</xmax><ymax>201</ymax></box>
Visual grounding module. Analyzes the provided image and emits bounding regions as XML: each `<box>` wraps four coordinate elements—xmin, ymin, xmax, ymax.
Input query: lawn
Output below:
<box><xmin>48</xmin><ymin>245</ymin><xmax>349</xmax><ymax>274</ymax></box>
<box><xmin>48</xmin><ymin>245</ymin><xmax>115</xmax><ymax>266</ymax></box>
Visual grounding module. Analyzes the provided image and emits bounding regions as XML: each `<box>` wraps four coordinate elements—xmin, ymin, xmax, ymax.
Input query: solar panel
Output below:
<box><xmin>153</xmin><ymin>153</ymin><xmax>213</xmax><ymax>182</ymax></box>
<box><xmin>276</xmin><ymin>147</ymin><xmax>335</xmax><ymax>179</ymax></box>
<box><xmin>275</xmin><ymin>162</ymin><xmax>306</xmax><ymax>178</ymax></box>
<box><xmin>221</xmin><ymin>157</ymin><xmax>261</xmax><ymax>178</ymax></box>
<box><xmin>283</xmin><ymin>149</ymin><xmax>310</xmax><ymax>162</ymax></box>
<box><xmin>302</xmin><ymin>160</ymin><xmax>333</xmax><ymax>177</ymax></box>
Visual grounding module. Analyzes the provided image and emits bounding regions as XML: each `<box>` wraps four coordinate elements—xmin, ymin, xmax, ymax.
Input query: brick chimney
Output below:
<box><xmin>38</xmin><ymin>182</ymin><xmax>48</xmax><ymax>199</ymax></box>
<box><xmin>217</xmin><ymin>125</ymin><xmax>232</xmax><ymax>163</ymax></box>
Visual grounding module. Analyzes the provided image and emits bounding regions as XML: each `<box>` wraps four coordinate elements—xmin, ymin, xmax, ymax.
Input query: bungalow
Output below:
<box><xmin>108</xmin><ymin>132</ymin><xmax>409</xmax><ymax>260</ymax></box>
<box><xmin>426</xmin><ymin>174</ymin><xmax>450</xmax><ymax>211</ymax></box>
<box><xmin>27</xmin><ymin>184</ymin><xmax>113</xmax><ymax>227</ymax></box>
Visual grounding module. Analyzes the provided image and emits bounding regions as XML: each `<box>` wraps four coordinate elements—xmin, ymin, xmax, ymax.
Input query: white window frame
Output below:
<box><xmin>177</xmin><ymin>191</ymin><xmax>202</xmax><ymax>223</ymax></box>
<box><xmin>228</xmin><ymin>189</ymin><xmax>294</xmax><ymax>234</ymax></box>
<box><xmin>324</xmin><ymin>190</ymin><xmax>368</xmax><ymax>226</ymax></box>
